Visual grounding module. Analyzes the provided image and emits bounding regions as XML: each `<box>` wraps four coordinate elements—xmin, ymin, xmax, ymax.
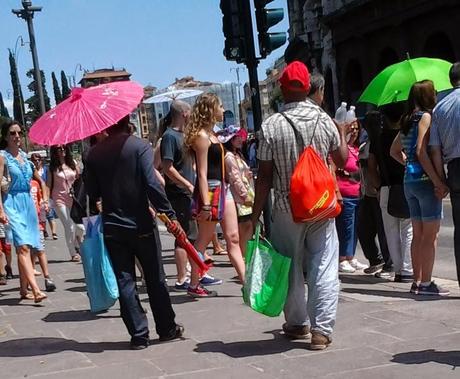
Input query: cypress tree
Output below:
<box><xmin>0</xmin><ymin>92</ymin><xmax>10</xmax><ymax>118</ymax></box>
<box><xmin>51</xmin><ymin>71</ymin><xmax>63</xmax><ymax>104</ymax></box>
<box><xmin>61</xmin><ymin>70</ymin><xmax>71</xmax><ymax>99</ymax></box>
<box><xmin>25</xmin><ymin>68</ymin><xmax>52</xmax><ymax>122</ymax></box>
<box><xmin>8</xmin><ymin>50</ymin><xmax>25</xmax><ymax>125</ymax></box>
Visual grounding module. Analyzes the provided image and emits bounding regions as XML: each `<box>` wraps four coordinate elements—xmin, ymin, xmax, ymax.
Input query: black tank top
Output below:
<box><xmin>207</xmin><ymin>142</ymin><xmax>224</xmax><ymax>181</ymax></box>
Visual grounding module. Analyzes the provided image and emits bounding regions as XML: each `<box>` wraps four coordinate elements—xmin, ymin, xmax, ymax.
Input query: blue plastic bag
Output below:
<box><xmin>80</xmin><ymin>216</ymin><xmax>119</xmax><ymax>313</ymax></box>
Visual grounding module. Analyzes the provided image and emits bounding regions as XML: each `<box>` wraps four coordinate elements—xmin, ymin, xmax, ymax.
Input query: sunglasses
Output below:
<box><xmin>9</xmin><ymin>130</ymin><xmax>23</xmax><ymax>136</ymax></box>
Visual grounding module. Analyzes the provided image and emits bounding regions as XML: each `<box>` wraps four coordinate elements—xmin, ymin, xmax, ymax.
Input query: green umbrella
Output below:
<box><xmin>358</xmin><ymin>57</ymin><xmax>453</xmax><ymax>106</ymax></box>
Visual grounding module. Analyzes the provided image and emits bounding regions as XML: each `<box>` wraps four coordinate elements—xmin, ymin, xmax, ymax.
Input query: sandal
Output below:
<box><xmin>52</xmin><ymin>233</ymin><xmax>58</xmax><ymax>240</ymax></box>
<box><xmin>213</xmin><ymin>247</ymin><xmax>228</xmax><ymax>256</ymax></box>
<box><xmin>34</xmin><ymin>270</ymin><xmax>42</xmax><ymax>276</ymax></box>
<box><xmin>20</xmin><ymin>292</ymin><xmax>35</xmax><ymax>300</ymax></box>
<box><xmin>0</xmin><ymin>275</ymin><xmax>7</xmax><ymax>285</ymax></box>
<box><xmin>70</xmin><ymin>255</ymin><xmax>81</xmax><ymax>263</ymax></box>
<box><xmin>34</xmin><ymin>292</ymin><xmax>47</xmax><ymax>303</ymax></box>
<box><xmin>5</xmin><ymin>265</ymin><xmax>13</xmax><ymax>279</ymax></box>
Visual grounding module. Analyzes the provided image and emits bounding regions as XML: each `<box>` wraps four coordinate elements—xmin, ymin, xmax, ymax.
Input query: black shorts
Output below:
<box><xmin>167</xmin><ymin>191</ymin><xmax>198</xmax><ymax>245</ymax></box>
<box><xmin>238</xmin><ymin>214</ymin><xmax>252</xmax><ymax>224</ymax></box>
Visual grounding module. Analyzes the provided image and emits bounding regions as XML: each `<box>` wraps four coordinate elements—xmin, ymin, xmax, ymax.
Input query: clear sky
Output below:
<box><xmin>0</xmin><ymin>0</ymin><xmax>289</xmax><ymax>114</ymax></box>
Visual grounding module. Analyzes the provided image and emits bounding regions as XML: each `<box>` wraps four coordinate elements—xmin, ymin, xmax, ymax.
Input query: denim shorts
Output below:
<box><xmin>404</xmin><ymin>180</ymin><xmax>442</xmax><ymax>221</ymax></box>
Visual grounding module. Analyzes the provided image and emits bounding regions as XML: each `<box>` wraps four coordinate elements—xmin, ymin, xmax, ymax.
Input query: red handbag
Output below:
<box><xmin>282</xmin><ymin>113</ymin><xmax>341</xmax><ymax>223</ymax></box>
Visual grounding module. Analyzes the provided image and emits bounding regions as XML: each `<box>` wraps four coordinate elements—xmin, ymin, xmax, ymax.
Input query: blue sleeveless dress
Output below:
<box><xmin>1</xmin><ymin>150</ymin><xmax>40</xmax><ymax>249</ymax></box>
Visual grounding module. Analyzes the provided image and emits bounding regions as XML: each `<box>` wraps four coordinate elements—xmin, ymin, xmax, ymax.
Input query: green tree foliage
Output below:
<box><xmin>8</xmin><ymin>50</ymin><xmax>25</xmax><ymax>124</ymax></box>
<box><xmin>0</xmin><ymin>92</ymin><xmax>10</xmax><ymax>118</ymax></box>
<box><xmin>51</xmin><ymin>71</ymin><xmax>62</xmax><ymax>104</ymax></box>
<box><xmin>61</xmin><ymin>70</ymin><xmax>71</xmax><ymax>99</ymax></box>
<box><xmin>25</xmin><ymin>68</ymin><xmax>51</xmax><ymax>122</ymax></box>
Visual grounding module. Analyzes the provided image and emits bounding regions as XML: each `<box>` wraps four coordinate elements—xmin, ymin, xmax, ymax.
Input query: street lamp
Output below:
<box><xmin>12</xmin><ymin>0</ymin><xmax>46</xmax><ymax>116</ymax></box>
<box><xmin>13</xmin><ymin>35</ymin><xmax>26</xmax><ymax>63</ymax></box>
<box><xmin>73</xmin><ymin>63</ymin><xmax>84</xmax><ymax>87</ymax></box>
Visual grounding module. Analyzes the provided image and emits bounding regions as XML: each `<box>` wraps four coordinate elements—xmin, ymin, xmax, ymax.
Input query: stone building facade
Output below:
<box><xmin>287</xmin><ymin>0</ymin><xmax>460</xmax><ymax>111</ymax></box>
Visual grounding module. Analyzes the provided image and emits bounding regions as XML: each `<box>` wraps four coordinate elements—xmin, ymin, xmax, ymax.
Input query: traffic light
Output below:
<box><xmin>220</xmin><ymin>0</ymin><xmax>247</xmax><ymax>63</ymax></box>
<box><xmin>254</xmin><ymin>0</ymin><xmax>287</xmax><ymax>58</ymax></box>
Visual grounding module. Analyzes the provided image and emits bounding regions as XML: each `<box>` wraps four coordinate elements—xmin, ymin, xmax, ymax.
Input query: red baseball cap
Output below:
<box><xmin>279</xmin><ymin>61</ymin><xmax>310</xmax><ymax>93</ymax></box>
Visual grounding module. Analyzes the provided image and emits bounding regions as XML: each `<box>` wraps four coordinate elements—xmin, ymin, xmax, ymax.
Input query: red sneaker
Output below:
<box><xmin>187</xmin><ymin>285</ymin><xmax>217</xmax><ymax>298</ymax></box>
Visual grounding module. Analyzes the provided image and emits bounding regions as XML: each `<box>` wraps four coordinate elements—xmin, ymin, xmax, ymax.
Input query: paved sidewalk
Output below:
<box><xmin>0</xmin><ymin>225</ymin><xmax>459</xmax><ymax>379</ymax></box>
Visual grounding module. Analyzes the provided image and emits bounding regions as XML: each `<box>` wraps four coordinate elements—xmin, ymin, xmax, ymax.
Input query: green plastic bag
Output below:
<box><xmin>243</xmin><ymin>225</ymin><xmax>292</xmax><ymax>317</ymax></box>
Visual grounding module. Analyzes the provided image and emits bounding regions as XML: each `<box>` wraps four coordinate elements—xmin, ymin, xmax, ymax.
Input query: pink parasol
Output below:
<box><xmin>29</xmin><ymin>81</ymin><xmax>144</xmax><ymax>145</ymax></box>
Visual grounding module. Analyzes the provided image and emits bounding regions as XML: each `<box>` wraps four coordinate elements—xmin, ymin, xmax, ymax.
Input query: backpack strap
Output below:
<box><xmin>280</xmin><ymin>112</ymin><xmax>320</xmax><ymax>152</ymax></box>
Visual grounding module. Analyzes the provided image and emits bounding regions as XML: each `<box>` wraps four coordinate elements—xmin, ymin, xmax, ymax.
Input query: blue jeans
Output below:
<box><xmin>336</xmin><ymin>197</ymin><xmax>360</xmax><ymax>258</ymax></box>
<box><xmin>271</xmin><ymin>210</ymin><xmax>339</xmax><ymax>336</ymax></box>
<box><xmin>103</xmin><ymin>224</ymin><xmax>177</xmax><ymax>343</ymax></box>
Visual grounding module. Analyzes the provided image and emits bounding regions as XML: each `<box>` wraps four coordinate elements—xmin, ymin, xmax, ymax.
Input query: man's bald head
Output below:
<box><xmin>170</xmin><ymin>100</ymin><xmax>191</xmax><ymax>121</ymax></box>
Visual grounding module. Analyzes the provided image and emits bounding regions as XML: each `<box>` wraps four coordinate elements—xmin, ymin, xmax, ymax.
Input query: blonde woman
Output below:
<box><xmin>184</xmin><ymin>94</ymin><xmax>245</xmax><ymax>297</ymax></box>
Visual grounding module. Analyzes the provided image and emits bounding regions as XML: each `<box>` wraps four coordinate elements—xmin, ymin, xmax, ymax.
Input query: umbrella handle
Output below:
<box><xmin>157</xmin><ymin>213</ymin><xmax>170</xmax><ymax>225</ymax></box>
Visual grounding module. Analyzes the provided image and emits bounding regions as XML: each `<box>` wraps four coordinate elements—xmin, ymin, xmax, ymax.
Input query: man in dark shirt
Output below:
<box><xmin>85</xmin><ymin>115</ymin><xmax>184</xmax><ymax>350</ymax></box>
<box><xmin>161</xmin><ymin>101</ymin><xmax>196</xmax><ymax>291</ymax></box>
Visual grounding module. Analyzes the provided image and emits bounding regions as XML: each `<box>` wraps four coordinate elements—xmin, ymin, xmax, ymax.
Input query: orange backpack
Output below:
<box><xmin>282</xmin><ymin>113</ymin><xmax>341</xmax><ymax>223</ymax></box>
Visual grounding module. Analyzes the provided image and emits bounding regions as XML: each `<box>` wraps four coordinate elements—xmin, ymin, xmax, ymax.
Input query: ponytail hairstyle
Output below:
<box><xmin>401</xmin><ymin>80</ymin><xmax>436</xmax><ymax>135</ymax></box>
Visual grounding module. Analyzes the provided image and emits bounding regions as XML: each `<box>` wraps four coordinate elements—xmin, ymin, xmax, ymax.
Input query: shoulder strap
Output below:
<box><xmin>281</xmin><ymin>112</ymin><xmax>320</xmax><ymax>151</ymax></box>
<box><xmin>219</xmin><ymin>143</ymin><xmax>225</xmax><ymax>181</ymax></box>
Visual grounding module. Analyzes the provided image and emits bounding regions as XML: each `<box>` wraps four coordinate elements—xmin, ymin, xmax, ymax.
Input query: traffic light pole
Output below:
<box><xmin>241</xmin><ymin>0</ymin><xmax>263</xmax><ymax>132</ymax></box>
<box><xmin>26</xmin><ymin>14</ymin><xmax>46</xmax><ymax>116</ymax></box>
<box><xmin>12</xmin><ymin>1</ymin><xmax>46</xmax><ymax>117</ymax></box>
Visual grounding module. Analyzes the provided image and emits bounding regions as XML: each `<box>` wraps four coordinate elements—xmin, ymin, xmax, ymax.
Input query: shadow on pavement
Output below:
<box><xmin>194</xmin><ymin>330</ymin><xmax>307</xmax><ymax>357</ymax></box>
<box><xmin>341</xmin><ymin>287</ymin><xmax>460</xmax><ymax>301</ymax></box>
<box><xmin>42</xmin><ymin>310</ymin><xmax>118</xmax><ymax>322</ymax></box>
<box><xmin>0</xmin><ymin>337</ymin><xmax>129</xmax><ymax>356</ymax></box>
<box><xmin>392</xmin><ymin>349</ymin><xmax>460</xmax><ymax>368</ymax></box>
<box><xmin>65</xmin><ymin>278</ymin><xmax>86</xmax><ymax>284</ymax></box>
<box><xmin>0</xmin><ymin>298</ymin><xmax>41</xmax><ymax>307</ymax></box>
<box><xmin>66</xmin><ymin>286</ymin><xmax>87</xmax><ymax>293</ymax></box>
<box><xmin>47</xmin><ymin>260</ymin><xmax>71</xmax><ymax>264</ymax></box>
<box><xmin>339</xmin><ymin>274</ymin><xmax>393</xmax><ymax>285</ymax></box>
<box><xmin>142</xmin><ymin>294</ymin><xmax>196</xmax><ymax>305</ymax></box>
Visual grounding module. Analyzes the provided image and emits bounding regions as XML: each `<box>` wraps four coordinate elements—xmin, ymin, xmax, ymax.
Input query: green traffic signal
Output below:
<box><xmin>259</xmin><ymin>32</ymin><xmax>287</xmax><ymax>57</ymax></box>
<box><xmin>254</xmin><ymin>1</ymin><xmax>286</xmax><ymax>58</ymax></box>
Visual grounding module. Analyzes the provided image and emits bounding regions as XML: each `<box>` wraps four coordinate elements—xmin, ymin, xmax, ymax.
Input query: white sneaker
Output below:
<box><xmin>350</xmin><ymin>258</ymin><xmax>369</xmax><ymax>270</ymax></box>
<box><xmin>339</xmin><ymin>261</ymin><xmax>356</xmax><ymax>273</ymax></box>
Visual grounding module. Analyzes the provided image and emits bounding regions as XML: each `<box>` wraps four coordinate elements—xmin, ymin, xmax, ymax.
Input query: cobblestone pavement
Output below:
<box><xmin>0</xmin><ymin>224</ymin><xmax>459</xmax><ymax>379</ymax></box>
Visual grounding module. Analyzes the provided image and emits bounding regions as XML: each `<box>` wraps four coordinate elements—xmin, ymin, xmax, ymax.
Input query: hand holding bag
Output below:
<box><xmin>243</xmin><ymin>225</ymin><xmax>291</xmax><ymax>317</ymax></box>
<box><xmin>80</xmin><ymin>216</ymin><xmax>119</xmax><ymax>313</ymax></box>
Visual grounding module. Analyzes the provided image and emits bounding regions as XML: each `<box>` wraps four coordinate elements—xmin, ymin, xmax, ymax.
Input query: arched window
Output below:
<box><xmin>344</xmin><ymin>59</ymin><xmax>363</xmax><ymax>104</ymax></box>
<box><xmin>423</xmin><ymin>32</ymin><xmax>456</xmax><ymax>62</ymax></box>
<box><xmin>377</xmin><ymin>47</ymin><xmax>400</xmax><ymax>71</ymax></box>
<box><xmin>324</xmin><ymin>67</ymin><xmax>335</xmax><ymax>114</ymax></box>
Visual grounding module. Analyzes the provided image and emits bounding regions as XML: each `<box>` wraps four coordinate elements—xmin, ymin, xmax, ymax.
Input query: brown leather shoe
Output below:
<box><xmin>310</xmin><ymin>332</ymin><xmax>332</xmax><ymax>350</ymax></box>
<box><xmin>282</xmin><ymin>323</ymin><xmax>311</xmax><ymax>339</ymax></box>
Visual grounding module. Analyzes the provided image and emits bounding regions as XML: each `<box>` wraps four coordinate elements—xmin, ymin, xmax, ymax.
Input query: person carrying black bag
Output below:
<box><xmin>368</xmin><ymin>103</ymin><xmax>413</xmax><ymax>283</ymax></box>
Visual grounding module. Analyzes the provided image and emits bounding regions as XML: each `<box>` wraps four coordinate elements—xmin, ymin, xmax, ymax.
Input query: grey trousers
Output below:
<box><xmin>271</xmin><ymin>210</ymin><xmax>340</xmax><ymax>336</ymax></box>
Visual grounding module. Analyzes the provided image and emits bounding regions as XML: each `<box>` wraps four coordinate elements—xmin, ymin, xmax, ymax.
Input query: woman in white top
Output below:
<box><xmin>47</xmin><ymin>145</ymin><xmax>80</xmax><ymax>261</ymax></box>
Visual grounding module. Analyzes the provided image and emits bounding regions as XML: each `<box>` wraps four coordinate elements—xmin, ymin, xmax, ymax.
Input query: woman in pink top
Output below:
<box><xmin>335</xmin><ymin>121</ymin><xmax>368</xmax><ymax>273</ymax></box>
<box><xmin>47</xmin><ymin>145</ymin><xmax>80</xmax><ymax>261</ymax></box>
<box><xmin>219</xmin><ymin>125</ymin><xmax>254</xmax><ymax>256</ymax></box>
